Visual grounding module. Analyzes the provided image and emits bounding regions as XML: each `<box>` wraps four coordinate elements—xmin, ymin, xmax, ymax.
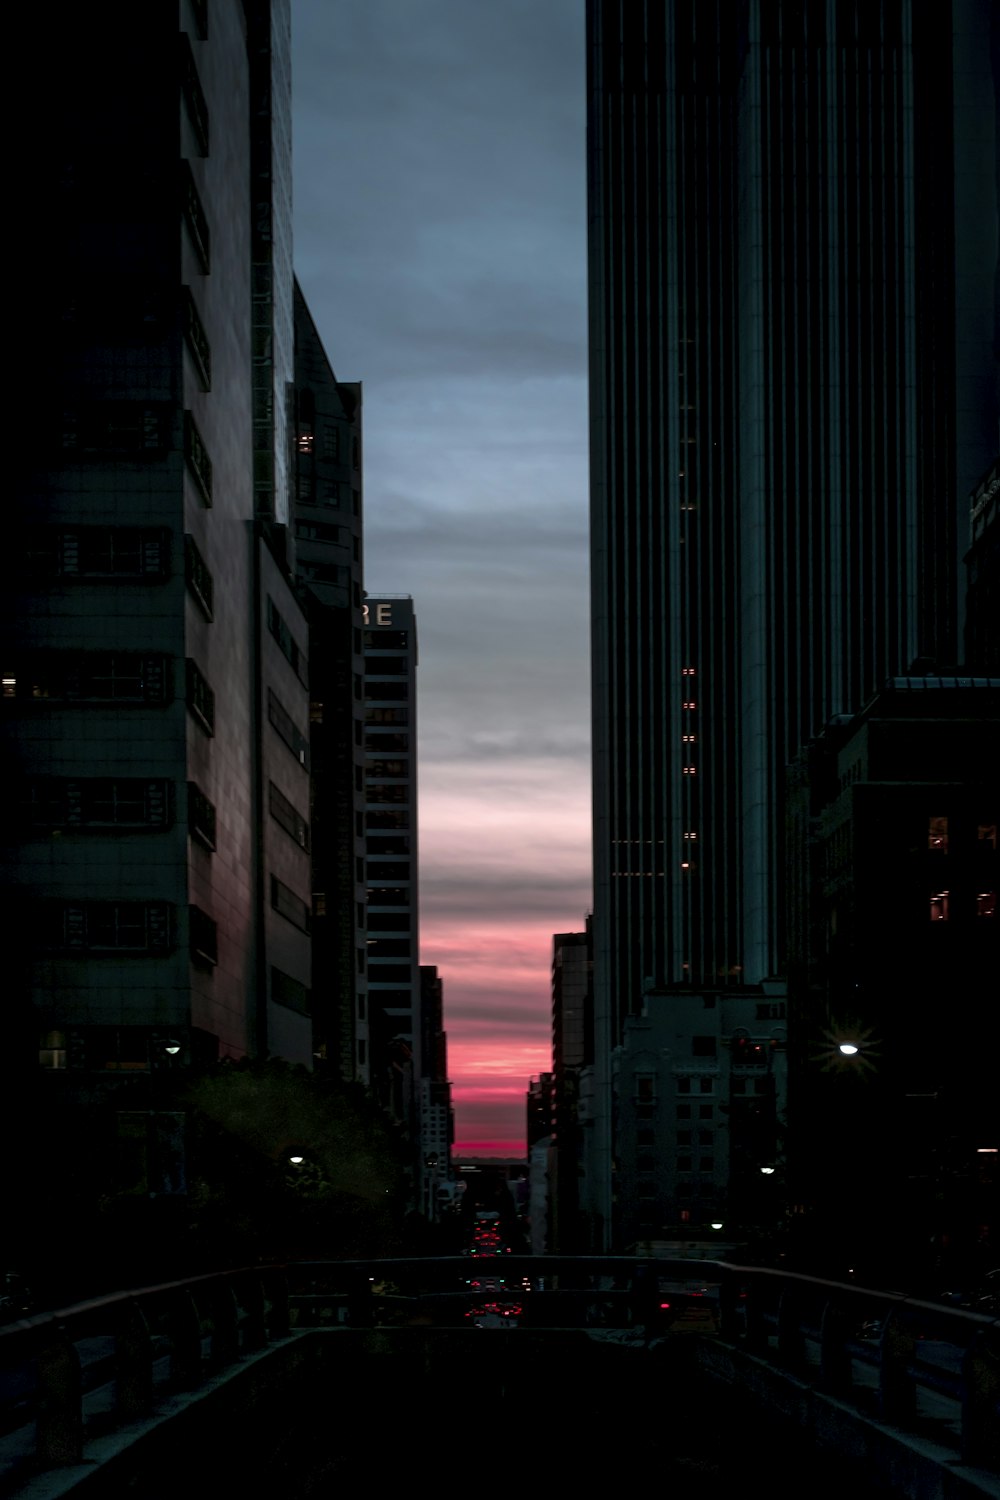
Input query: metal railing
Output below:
<box><xmin>1</xmin><ymin>1256</ymin><xmax>996</xmax><ymax>1491</ymax></box>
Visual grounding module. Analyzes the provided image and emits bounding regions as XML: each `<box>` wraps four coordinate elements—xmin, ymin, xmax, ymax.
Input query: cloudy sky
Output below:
<box><xmin>291</xmin><ymin>0</ymin><xmax>592</xmax><ymax>1154</ymax></box>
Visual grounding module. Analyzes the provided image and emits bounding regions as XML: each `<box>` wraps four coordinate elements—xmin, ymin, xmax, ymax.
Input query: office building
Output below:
<box><xmin>418</xmin><ymin>964</ymin><xmax>455</xmax><ymax>1219</ymax></box>
<box><xmin>547</xmin><ymin>922</ymin><xmax>593</xmax><ymax>1252</ymax></box>
<box><xmin>363</xmin><ymin>596</ymin><xmax>421</xmax><ymax>1126</ymax></box>
<box><xmin>3</xmin><ymin>2</ymin><xmax>311</xmax><ymax>1223</ymax></box>
<box><xmin>292</xmin><ymin>282</ymin><xmax>368</xmax><ymax>1083</ymax></box>
<box><xmin>586</xmin><ymin>0</ymin><xmax>998</xmax><ymax>1247</ymax></box>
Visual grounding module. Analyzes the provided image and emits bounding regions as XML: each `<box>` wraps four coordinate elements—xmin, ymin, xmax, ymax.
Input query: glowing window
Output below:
<box><xmin>977</xmin><ymin>891</ymin><xmax>996</xmax><ymax>918</ymax></box>
<box><xmin>930</xmin><ymin>890</ymin><xmax>949</xmax><ymax>922</ymax></box>
<box><xmin>928</xmin><ymin>816</ymin><xmax>948</xmax><ymax>852</ymax></box>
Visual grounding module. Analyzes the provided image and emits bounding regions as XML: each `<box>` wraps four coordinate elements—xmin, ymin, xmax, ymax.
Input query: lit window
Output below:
<box><xmin>930</xmin><ymin>890</ymin><xmax>949</xmax><ymax>922</ymax></box>
<box><xmin>683</xmin><ymin>701</ymin><xmax>697</xmax><ymax>710</ymax></box>
<box><xmin>682</xmin><ymin>667</ymin><xmax>696</xmax><ymax>676</ymax></box>
<box><xmin>297</xmin><ymin>429</ymin><xmax>314</xmax><ymax>454</ymax></box>
<box><xmin>39</xmin><ymin>1030</ymin><xmax>67</xmax><ymax>1070</ymax></box>
<box><xmin>977</xmin><ymin>891</ymin><xmax>996</xmax><ymax>918</ymax></box>
<box><xmin>3</xmin><ymin>674</ymin><xmax>15</xmax><ymax>697</ymax></box>
<box><xmin>928</xmin><ymin>816</ymin><xmax>948</xmax><ymax>852</ymax></box>
<box><xmin>682</xmin><ymin>766</ymin><xmax>696</xmax><ymax>775</ymax></box>
<box><xmin>682</xmin><ymin>734</ymin><xmax>696</xmax><ymax>742</ymax></box>
<box><xmin>978</xmin><ymin>824</ymin><xmax>997</xmax><ymax>849</ymax></box>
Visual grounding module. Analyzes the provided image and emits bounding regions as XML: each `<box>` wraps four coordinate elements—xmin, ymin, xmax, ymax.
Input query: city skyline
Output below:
<box><xmin>291</xmin><ymin>0</ymin><xmax>592</xmax><ymax>1152</ymax></box>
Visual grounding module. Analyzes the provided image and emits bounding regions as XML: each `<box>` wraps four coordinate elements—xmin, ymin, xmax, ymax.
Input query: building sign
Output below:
<box><xmin>362</xmin><ymin>603</ymin><xmax>393</xmax><ymax>626</ymax></box>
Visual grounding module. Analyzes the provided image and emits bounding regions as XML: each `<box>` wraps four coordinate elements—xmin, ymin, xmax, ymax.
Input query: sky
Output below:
<box><xmin>290</xmin><ymin>0</ymin><xmax>592</xmax><ymax>1156</ymax></box>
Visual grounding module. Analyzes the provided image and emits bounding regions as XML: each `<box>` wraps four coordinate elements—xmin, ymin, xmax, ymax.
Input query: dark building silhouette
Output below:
<box><xmin>547</xmin><ymin>921</ymin><xmax>593</xmax><ymax>1251</ymax></box>
<box><xmin>418</xmin><ymin>964</ymin><xmax>455</xmax><ymax>1219</ymax></box>
<box><xmin>585</xmin><ymin>0</ymin><xmax>999</xmax><ymax>1248</ymax></box>
<box><xmin>785</xmin><ymin>676</ymin><xmax>999</xmax><ymax>1283</ymax></box>
<box><xmin>2</xmin><ymin>0</ymin><xmax>322</xmax><ymax>1260</ymax></box>
<box><xmin>292</xmin><ymin>284</ymin><xmax>367</xmax><ymax>1083</ymax></box>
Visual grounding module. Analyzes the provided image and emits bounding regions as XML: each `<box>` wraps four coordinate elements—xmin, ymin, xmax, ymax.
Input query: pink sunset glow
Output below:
<box><xmin>419</xmin><ymin>756</ymin><xmax>592</xmax><ymax>1157</ymax></box>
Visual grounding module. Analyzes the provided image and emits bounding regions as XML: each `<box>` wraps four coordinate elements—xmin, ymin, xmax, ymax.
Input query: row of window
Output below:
<box><xmin>267</xmin><ymin>597</ymin><xmax>309</xmax><ymax>686</ymax></box>
<box><xmin>929</xmin><ymin>889</ymin><xmax>996</xmax><ymax>920</ymax></box>
<box><xmin>927</xmin><ymin>818</ymin><xmax>996</xmax><ymax>851</ymax></box>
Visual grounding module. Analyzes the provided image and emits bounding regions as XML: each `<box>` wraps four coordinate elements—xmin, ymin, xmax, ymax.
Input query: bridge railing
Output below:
<box><xmin>0</xmin><ymin>1256</ymin><xmax>996</xmax><ymax>1489</ymax></box>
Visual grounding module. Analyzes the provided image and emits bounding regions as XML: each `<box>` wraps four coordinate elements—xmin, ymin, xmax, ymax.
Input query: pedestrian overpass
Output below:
<box><xmin>1</xmin><ymin>1257</ymin><xmax>997</xmax><ymax>1497</ymax></box>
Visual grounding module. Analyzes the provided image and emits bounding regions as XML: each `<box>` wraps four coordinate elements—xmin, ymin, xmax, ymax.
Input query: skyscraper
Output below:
<box><xmin>586</xmin><ymin>0</ymin><xmax>998</xmax><ymax>1247</ymax></box>
<box><xmin>3</xmin><ymin>0</ymin><xmax>312</xmax><ymax>1232</ymax></box>
<box><xmin>363</xmin><ymin>596</ymin><xmax>421</xmax><ymax>1121</ymax></box>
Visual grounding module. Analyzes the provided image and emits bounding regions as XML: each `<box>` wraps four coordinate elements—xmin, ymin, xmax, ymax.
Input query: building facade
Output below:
<box><xmin>292</xmin><ymin>282</ymin><xmax>368</xmax><ymax>1084</ymax></box>
<box><xmin>784</xmin><ymin>676</ymin><xmax>999</xmax><ymax>1280</ymax></box>
<box><xmin>586</xmin><ymin>0</ymin><xmax>999</xmax><ymax>1247</ymax></box>
<box><xmin>363</xmin><ymin>596</ymin><xmax>421</xmax><ymax>1127</ymax></box>
<box><xmin>3</xmin><ymin>2</ymin><xmax>315</xmax><ymax>1250</ymax></box>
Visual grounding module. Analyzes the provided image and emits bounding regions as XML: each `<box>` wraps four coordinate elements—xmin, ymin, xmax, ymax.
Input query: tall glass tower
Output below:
<box><xmin>586</xmin><ymin>0</ymin><xmax>998</xmax><ymax>1245</ymax></box>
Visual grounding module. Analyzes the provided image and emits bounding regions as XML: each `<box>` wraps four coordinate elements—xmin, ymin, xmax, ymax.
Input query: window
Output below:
<box><xmin>189</xmin><ymin>905</ymin><xmax>217</xmax><ymax>966</ymax></box>
<box><xmin>366</xmin><ymin>657</ymin><xmax>408</xmax><ymax>677</ymax></box>
<box><xmin>267</xmin><ymin>597</ymin><xmax>309</xmax><ymax>685</ymax></box>
<box><xmin>699</xmin><ymin>1105</ymin><xmax>713</xmax><ymax>1119</ymax></box>
<box><xmin>365</xmin><ymin>631</ymin><xmax>409</xmax><ymax>651</ymax></box>
<box><xmin>700</xmin><ymin>1157</ymin><xmax>715</xmax><ymax>1172</ymax></box>
<box><xmin>323</xmin><ymin>424</ymin><xmax>340</xmax><ymax>460</ymax></box>
<box><xmin>366</xmin><ymin>809</ymin><xmax>410</xmax><ymax>830</ymax></box>
<box><xmin>269</xmin><ymin>781</ymin><xmax>309</xmax><ymax>850</ymax></box>
<box><xmin>930</xmin><ymin>889</ymin><xmax>950</xmax><ymax>922</ymax></box>
<box><xmin>367</xmin><ymin>912</ymin><xmax>412</xmax><ymax>932</ymax></box>
<box><xmin>23</xmin><ymin>525</ymin><xmax>169</xmax><ymax>579</ymax></box>
<box><xmin>62</xmin><ymin>403</ymin><xmax>170</xmax><ymax>455</ymax></box>
<box><xmin>365</xmin><ymin>707</ymin><xmax>408</xmax><ymax>726</ymax></box>
<box><xmin>979</xmin><ymin>824</ymin><xmax>997</xmax><ymax>849</ymax></box>
<box><xmin>184</xmin><ymin>533</ymin><xmax>213</xmax><ymax>618</ymax></box>
<box><xmin>184</xmin><ymin>410</ymin><xmax>213</xmax><ymax>505</ymax></box>
<box><xmin>295</xmin><ymin>519</ymin><xmax>342</xmax><ymax>544</ymax></box>
<box><xmin>367</xmin><ymin>938</ymin><xmax>411</xmax><ymax>958</ymax></box>
<box><xmin>692</xmin><ymin>1036</ymin><xmax>716</xmax><ymax>1057</ymax></box>
<box><xmin>928</xmin><ymin>816</ymin><xmax>948</xmax><ymax>852</ymax></box>
<box><xmin>270</xmin><ymin>876</ymin><xmax>310</xmax><ymax>933</ymax></box>
<box><xmin>44</xmin><ymin>901</ymin><xmax>174</xmax><ymax>953</ymax></box>
<box><xmin>977</xmin><ymin>891</ymin><xmax>996</xmax><ymax>918</ymax></box>
<box><xmin>25</xmin><ymin>778</ymin><xmax>172</xmax><ymax>829</ymax></box>
<box><xmin>185</xmin><ymin>658</ymin><xmax>215</xmax><ymax>734</ymax></box>
<box><xmin>268</xmin><ymin>689</ymin><xmax>310</xmax><ymax>769</ymax></box>
<box><xmin>367</xmin><ymin>783</ymin><xmax>408</xmax><ymax>805</ymax></box>
<box><xmin>677</xmin><ymin>1105</ymin><xmax>691</xmax><ymax>1120</ymax></box>
<box><xmin>39</xmin><ymin>1029</ymin><xmax>67</xmax><ymax>1070</ymax></box>
<box><xmin>187</xmin><ymin>781</ymin><xmax>216</xmax><ymax>850</ymax></box>
<box><xmin>635</xmin><ymin>1076</ymin><xmax>655</xmax><ymax>1102</ymax></box>
<box><xmin>368</xmin><ymin>861</ymin><xmax>410</xmax><ymax>881</ymax></box>
<box><xmin>676</xmin><ymin>1077</ymin><xmax>691</xmax><ymax>1093</ymax></box>
<box><xmin>677</xmin><ymin>1156</ymin><xmax>692</xmax><ymax>1172</ymax></box>
<box><xmin>9</xmin><ymin>653</ymin><xmax>170</xmax><ymax>704</ymax></box>
<box><xmin>182</xmin><ymin>287</ymin><xmax>211</xmax><ymax>389</ymax></box>
<box><xmin>699</xmin><ymin>1078</ymin><xmax>714</xmax><ymax>1094</ymax></box>
<box><xmin>637</xmin><ymin>1156</ymin><xmax>657</xmax><ymax>1174</ymax></box>
<box><xmin>180</xmin><ymin>160</ymin><xmax>210</xmax><ymax>271</ymax></box>
<box><xmin>271</xmin><ymin>967</ymin><xmax>310</xmax><ymax>1016</ymax></box>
